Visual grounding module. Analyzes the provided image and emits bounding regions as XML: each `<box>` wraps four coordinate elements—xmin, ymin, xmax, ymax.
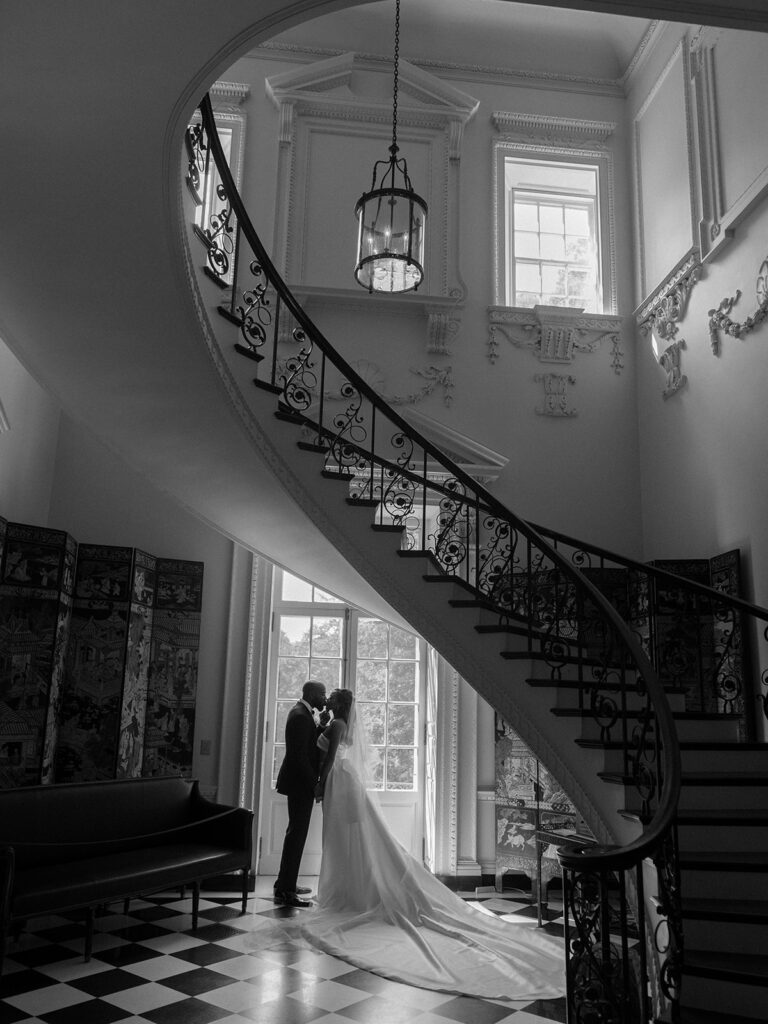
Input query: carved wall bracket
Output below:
<box><xmin>659</xmin><ymin>339</ymin><xmax>687</xmax><ymax>399</ymax></box>
<box><xmin>488</xmin><ymin>305</ymin><xmax>623</xmax><ymax>374</ymax></box>
<box><xmin>535</xmin><ymin>373</ymin><xmax>577</xmax><ymax>417</ymax></box>
<box><xmin>637</xmin><ymin>249</ymin><xmax>702</xmax><ymax>343</ymax></box>
<box><xmin>708</xmin><ymin>257</ymin><xmax>768</xmax><ymax>356</ymax></box>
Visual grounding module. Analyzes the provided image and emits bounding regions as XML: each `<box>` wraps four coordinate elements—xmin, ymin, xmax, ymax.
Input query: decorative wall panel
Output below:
<box><xmin>0</xmin><ymin>521</ymin><xmax>75</xmax><ymax>789</ymax></box>
<box><xmin>495</xmin><ymin>715</ymin><xmax>592</xmax><ymax>891</ymax></box>
<box><xmin>142</xmin><ymin>559</ymin><xmax>204</xmax><ymax>778</ymax></box>
<box><xmin>116</xmin><ymin>550</ymin><xmax>156</xmax><ymax>778</ymax></box>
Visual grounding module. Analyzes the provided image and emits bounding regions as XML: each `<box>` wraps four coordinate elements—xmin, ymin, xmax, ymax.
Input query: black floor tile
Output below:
<box><xmin>198</xmin><ymin>904</ymin><xmax>244</xmax><ymax>922</ymax></box>
<box><xmin>40</xmin><ymin>997</ymin><xmax>132</xmax><ymax>1024</ymax></box>
<box><xmin>67</xmin><ymin>968</ymin><xmax>149</xmax><ymax>997</ymax></box>
<box><xmin>0</xmin><ymin>1001</ymin><xmax>28</xmax><ymax>1023</ymax></box>
<box><xmin>187</xmin><ymin>922</ymin><xmax>244</xmax><ymax>942</ymax></box>
<box><xmin>93</xmin><ymin>942</ymin><xmax>162</xmax><ymax>967</ymax></box>
<box><xmin>7</xmin><ymin>945</ymin><xmax>80</xmax><ymax>968</ymax></box>
<box><xmin>112</xmin><ymin>923</ymin><xmax>174</xmax><ymax>943</ymax></box>
<box><xmin>522</xmin><ymin>997</ymin><xmax>568</xmax><ymax>1022</ymax></box>
<box><xmin>171</xmin><ymin>943</ymin><xmax>242</xmax><ymax>967</ymax></box>
<box><xmin>427</xmin><ymin>994</ymin><xmax>518</xmax><ymax>1024</ymax></box>
<box><xmin>159</xmin><ymin>965</ymin><xmax>238</xmax><ymax>996</ymax></box>
<box><xmin>127</xmin><ymin>905</ymin><xmax>184</xmax><ymax>923</ymax></box>
<box><xmin>0</xmin><ymin>968</ymin><xmax>58</xmax><ymax>997</ymax></box>
<box><xmin>142</xmin><ymin>996</ymin><xmax>227</xmax><ymax>1024</ymax></box>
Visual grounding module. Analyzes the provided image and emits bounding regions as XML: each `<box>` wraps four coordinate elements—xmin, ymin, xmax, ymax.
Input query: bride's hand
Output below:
<box><xmin>314</xmin><ymin>782</ymin><xmax>324</xmax><ymax>802</ymax></box>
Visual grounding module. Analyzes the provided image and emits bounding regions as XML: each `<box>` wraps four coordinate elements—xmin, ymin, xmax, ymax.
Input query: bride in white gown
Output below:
<box><xmin>299</xmin><ymin>688</ymin><xmax>566</xmax><ymax>1001</ymax></box>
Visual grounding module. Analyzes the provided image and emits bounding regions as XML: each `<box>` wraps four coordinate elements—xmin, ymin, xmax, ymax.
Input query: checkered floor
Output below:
<box><xmin>0</xmin><ymin>879</ymin><xmax>569</xmax><ymax>1024</ymax></box>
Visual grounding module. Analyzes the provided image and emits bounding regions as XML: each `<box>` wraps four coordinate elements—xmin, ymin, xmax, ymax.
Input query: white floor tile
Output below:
<box><xmin>101</xmin><ymin>980</ymin><xmax>188</xmax><ymax>1013</ymax></box>
<box><xmin>5</xmin><ymin>982</ymin><xmax>91</xmax><ymax>1016</ymax></box>
<box><xmin>286</xmin><ymin>977</ymin><xmax>376</xmax><ymax>1011</ymax></box>
<box><xmin>121</xmin><ymin>954</ymin><xmax>198</xmax><ymax>980</ymax></box>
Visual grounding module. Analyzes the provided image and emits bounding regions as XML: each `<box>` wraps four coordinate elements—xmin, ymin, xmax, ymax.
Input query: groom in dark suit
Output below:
<box><xmin>274</xmin><ymin>679</ymin><xmax>327</xmax><ymax>906</ymax></box>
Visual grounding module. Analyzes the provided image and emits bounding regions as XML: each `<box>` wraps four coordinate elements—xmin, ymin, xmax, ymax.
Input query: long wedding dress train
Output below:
<box><xmin>300</xmin><ymin>736</ymin><xmax>565</xmax><ymax>1001</ymax></box>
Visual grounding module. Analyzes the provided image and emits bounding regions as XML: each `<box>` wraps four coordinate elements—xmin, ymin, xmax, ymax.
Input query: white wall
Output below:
<box><xmin>0</xmin><ymin>340</ymin><xmax>60</xmax><ymax>524</ymax></box>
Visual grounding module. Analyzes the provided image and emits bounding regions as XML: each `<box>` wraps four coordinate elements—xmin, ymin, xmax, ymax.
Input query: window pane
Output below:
<box><xmin>542</xmin><ymin>265</ymin><xmax>567</xmax><ymax>294</ymax></box>
<box><xmin>539</xmin><ymin>205</ymin><xmax>564</xmax><ymax>233</ymax></box>
<box><xmin>540</xmin><ymin>234</ymin><xmax>565</xmax><ymax>260</ymax></box>
<box><xmin>516</xmin><ymin>263</ymin><xmax>541</xmax><ymax>292</ymax></box>
<box><xmin>514</xmin><ymin>201</ymin><xmax>539</xmax><ymax>231</ymax></box>
<box><xmin>277</xmin><ymin>657</ymin><xmax>309</xmax><ymax>698</ymax></box>
<box><xmin>388</xmin><ymin>661</ymin><xmax>416</xmax><ymax>702</ymax></box>
<box><xmin>312</xmin><ymin>586</ymin><xmax>337</xmax><ymax>603</ymax></box>
<box><xmin>517</xmin><ymin>290</ymin><xmax>541</xmax><ymax>307</ymax></box>
<box><xmin>357</xmin><ymin>618</ymin><xmax>389</xmax><ymax>659</ymax></box>
<box><xmin>568</xmin><ymin>269</ymin><xmax>594</xmax><ymax>298</ymax></box>
<box><xmin>565</xmin><ymin>236</ymin><xmax>590</xmax><ymax>262</ymax></box>
<box><xmin>281</xmin><ymin>572</ymin><xmax>312</xmax><ymax>603</ymax></box>
<box><xmin>387</xmin><ymin>748</ymin><xmax>415</xmax><ymax>790</ymax></box>
<box><xmin>370</xmin><ymin>748</ymin><xmax>385</xmax><ymax>789</ymax></box>
<box><xmin>359</xmin><ymin>701</ymin><xmax>386</xmax><ymax>744</ymax></box>
<box><xmin>388</xmin><ymin>705</ymin><xmax>416</xmax><ymax>745</ymax></box>
<box><xmin>514</xmin><ymin>231</ymin><xmax>539</xmax><ymax>258</ymax></box>
<box><xmin>565</xmin><ymin>206</ymin><xmax>590</xmax><ymax>235</ymax></box>
<box><xmin>275</xmin><ymin>701</ymin><xmax>292</xmax><ymax>742</ymax></box>
<box><xmin>311</xmin><ymin>616</ymin><xmax>342</xmax><ymax>657</ymax></box>
<box><xmin>279</xmin><ymin>616</ymin><xmax>310</xmax><ymax>656</ymax></box>
<box><xmin>389</xmin><ymin>628</ymin><xmax>417</xmax><ymax>660</ymax></box>
<box><xmin>357</xmin><ymin>659</ymin><xmax>388</xmax><ymax>701</ymax></box>
<box><xmin>272</xmin><ymin>744</ymin><xmax>285</xmax><ymax>786</ymax></box>
<box><xmin>308</xmin><ymin>658</ymin><xmax>341</xmax><ymax>689</ymax></box>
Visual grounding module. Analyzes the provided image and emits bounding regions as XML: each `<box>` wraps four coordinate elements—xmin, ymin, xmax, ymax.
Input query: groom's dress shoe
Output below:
<box><xmin>294</xmin><ymin>886</ymin><xmax>313</xmax><ymax>896</ymax></box>
<box><xmin>274</xmin><ymin>890</ymin><xmax>311</xmax><ymax>908</ymax></box>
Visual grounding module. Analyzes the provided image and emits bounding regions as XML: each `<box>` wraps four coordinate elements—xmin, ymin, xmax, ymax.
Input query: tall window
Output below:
<box><xmin>270</xmin><ymin>570</ymin><xmax>422</xmax><ymax>793</ymax></box>
<box><xmin>505</xmin><ymin>158</ymin><xmax>601</xmax><ymax>311</ymax></box>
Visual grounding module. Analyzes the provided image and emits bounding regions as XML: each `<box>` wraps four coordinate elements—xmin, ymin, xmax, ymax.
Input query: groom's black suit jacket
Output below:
<box><xmin>275</xmin><ymin>702</ymin><xmax>321</xmax><ymax>798</ymax></box>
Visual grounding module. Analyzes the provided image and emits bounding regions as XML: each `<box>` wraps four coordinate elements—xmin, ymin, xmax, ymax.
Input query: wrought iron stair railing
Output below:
<box><xmin>187</xmin><ymin>94</ymin><xmax>688</xmax><ymax>1023</ymax></box>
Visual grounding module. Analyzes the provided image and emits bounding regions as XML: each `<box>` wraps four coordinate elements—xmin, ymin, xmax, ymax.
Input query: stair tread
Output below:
<box><xmin>678</xmin><ymin>1009</ymin><xmax>766</xmax><ymax>1024</ymax></box>
<box><xmin>677</xmin><ymin>808</ymin><xmax>768</xmax><ymax>824</ymax></box>
<box><xmin>685</xmin><ymin>947</ymin><xmax>768</xmax><ymax>980</ymax></box>
<box><xmin>682</xmin><ymin>896</ymin><xmax>768</xmax><ymax>920</ymax></box>
<box><xmin>682</xmin><ymin>770</ymin><xmax>768</xmax><ymax>784</ymax></box>
<box><xmin>680</xmin><ymin>850</ymin><xmax>768</xmax><ymax>867</ymax></box>
<box><xmin>680</xmin><ymin>741</ymin><xmax>768</xmax><ymax>750</ymax></box>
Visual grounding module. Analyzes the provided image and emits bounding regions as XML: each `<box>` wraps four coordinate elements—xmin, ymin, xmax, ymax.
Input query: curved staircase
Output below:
<box><xmin>183</xmin><ymin>96</ymin><xmax>768</xmax><ymax>1024</ymax></box>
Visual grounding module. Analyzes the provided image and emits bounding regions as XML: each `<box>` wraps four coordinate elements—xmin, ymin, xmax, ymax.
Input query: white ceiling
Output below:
<box><xmin>267</xmin><ymin>0</ymin><xmax>655</xmax><ymax>84</ymax></box>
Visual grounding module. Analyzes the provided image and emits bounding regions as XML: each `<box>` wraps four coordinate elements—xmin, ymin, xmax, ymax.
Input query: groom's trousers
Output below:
<box><xmin>275</xmin><ymin>789</ymin><xmax>314</xmax><ymax>893</ymax></box>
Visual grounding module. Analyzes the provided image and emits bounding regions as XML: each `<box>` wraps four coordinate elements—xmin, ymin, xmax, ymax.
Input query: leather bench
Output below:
<box><xmin>0</xmin><ymin>776</ymin><xmax>253</xmax><ymax>986</ymax></box>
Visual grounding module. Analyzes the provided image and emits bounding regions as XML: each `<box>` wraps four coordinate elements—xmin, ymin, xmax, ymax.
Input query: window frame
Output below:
<box><xmin>493</xmin><ymin>139</ymin><xmax>617</xmax><ymax>315</ymax></box>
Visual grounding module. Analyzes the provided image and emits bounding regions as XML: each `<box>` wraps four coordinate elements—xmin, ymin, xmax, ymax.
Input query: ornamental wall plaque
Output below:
<box><xmin>708</xmin><ymin>256</ymin><xmax>768</xmax><ymax>356</ymax></box>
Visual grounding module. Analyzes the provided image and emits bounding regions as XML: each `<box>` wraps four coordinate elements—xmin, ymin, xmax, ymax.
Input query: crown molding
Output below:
<box><xmin>492</xmin><ymin>111</ymin><xmax>616</xmax><ymax>144</ymax></box>
<box><xmin>210</xmin><ymin>80</ymin><xmax>250</xmax><ymax>107</ymax></box>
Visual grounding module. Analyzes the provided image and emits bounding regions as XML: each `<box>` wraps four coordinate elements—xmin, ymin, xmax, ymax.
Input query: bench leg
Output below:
<box><xmin>241</xmin><ymin>867</ymin><xmax>248</xmax><ymax>915</ymax></box>
<box><xmin>84</xmin><ymin>907</ymin><xmax>94</xmax><ymax>962</ymax></box>
<box><xmin>124</xmin><ymin>898</ymin><xmax>131</xmax><ymax>915</ymax></box>
<box><xmin>192</xmin><ymin>881</ymin><xmax>200</xmax><ymax>930</ymax></box>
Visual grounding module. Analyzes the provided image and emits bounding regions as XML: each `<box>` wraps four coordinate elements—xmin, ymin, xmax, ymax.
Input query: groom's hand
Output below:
<box><xmin>314</xmin><ymin>781</ymin><xmax>324</xmax><ymax>803</ymax></box>
<box><xmin>318</xmin><ymin>709</ymin><xmax>331</xmax><ymax>727</ymax></box>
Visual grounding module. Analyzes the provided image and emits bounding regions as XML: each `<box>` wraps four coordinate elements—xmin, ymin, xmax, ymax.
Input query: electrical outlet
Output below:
<box><xmin>199</xmin><ymin>739</ymin><xmax>211</xmax><ymax>756</ymax></box>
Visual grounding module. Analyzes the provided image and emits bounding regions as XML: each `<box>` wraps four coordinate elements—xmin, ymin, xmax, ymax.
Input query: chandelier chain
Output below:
<box><xmin>391</xmin><ymin>0</ymin><xmax>400</xmax><ymax>154</ymax></box>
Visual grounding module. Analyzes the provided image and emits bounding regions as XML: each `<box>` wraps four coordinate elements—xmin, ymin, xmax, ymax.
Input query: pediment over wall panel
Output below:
<box><xmin>266</xmin><ymin>53</ymin><xmax>478</xmax><ymax>302</ymax></box>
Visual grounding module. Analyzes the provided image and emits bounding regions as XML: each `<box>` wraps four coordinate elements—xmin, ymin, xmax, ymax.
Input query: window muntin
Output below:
<box><xmin>269</xmin><ymin>570</ymin><xmax>422</xmax><ymax>793</ymax></box>
<box><xmin>505</xmin><ymin>158</ymin><xmax>601</xmax><ymax>311</ymax></box>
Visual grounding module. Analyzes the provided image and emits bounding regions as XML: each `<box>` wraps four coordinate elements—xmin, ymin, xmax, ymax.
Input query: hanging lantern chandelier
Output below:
<box><xmin>354</xmin><ymin>0</ymin><xmax>427</xmax><ymax>294</ymax></box>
